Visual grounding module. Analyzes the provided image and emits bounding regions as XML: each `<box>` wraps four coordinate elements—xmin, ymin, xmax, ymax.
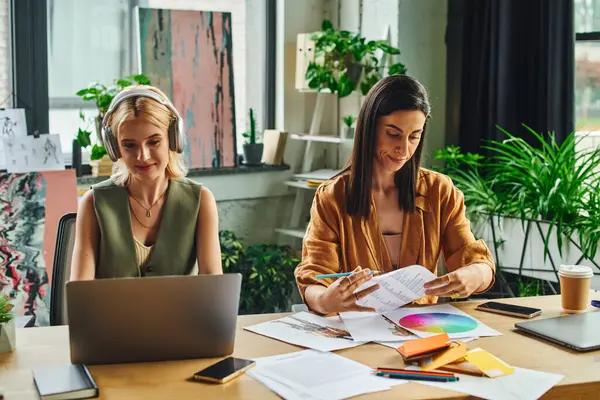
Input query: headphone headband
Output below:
<box><xmin>102</xmin><ymin>88</ymin><xmax>181</xmax><ymax>129</ymax></box>
<box><xmin>100</xmin><ymin>87</ymin><xmax>186</xmax><ymax>161</ymax></box>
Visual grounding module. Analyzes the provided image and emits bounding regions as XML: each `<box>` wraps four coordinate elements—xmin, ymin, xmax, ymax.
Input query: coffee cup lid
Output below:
<box><xmin>559</xmin><ymin>265</ymin><xmax>593</xmax><ymax>278</ymax></box>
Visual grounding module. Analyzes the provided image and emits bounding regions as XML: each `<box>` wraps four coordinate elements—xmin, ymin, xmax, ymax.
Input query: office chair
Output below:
<box><xmin>49</xmin><ymin>212</ymin><xmax>77</xmax><ymax>326</ymax></box>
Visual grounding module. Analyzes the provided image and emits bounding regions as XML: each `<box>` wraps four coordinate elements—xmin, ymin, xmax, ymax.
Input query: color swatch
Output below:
<box><xmin>399</xmin><ymin>313</ymin><xmax>478</xmax><ymax>334</ymax></box>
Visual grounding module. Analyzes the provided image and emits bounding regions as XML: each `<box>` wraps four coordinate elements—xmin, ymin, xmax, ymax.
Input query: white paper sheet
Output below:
<box><xmin>3</xmin><ymin>134</ymin><xmax>65</xmax><ymax>172</ymax></box>
<box><xmin>354</xmin><ymin>265</ymin><xmax>437</xmax><ymax>312</ymax></box>
<box><xmin>383</xmin><ymin>304</ymin><xmax>502</xmax><ymax>339</ymax></box>
<box><xmin>415</xmin><ymin>366</ymin><xmax>564</xmax><ymax>400</ymax></box>
<box><xmin>339</xmin><ymin>311</ymin><xmax>418</xmax><ymax>342</ymax></box>
<box><xmin>244</xmin><ymin>312</ymin><xmax>367</xmax><ymax>352</ymax></box>
<box><xmin>0</xmin><ymin>108</ymin><xmax>27</xmax><ymax>169</ymax></box>
<box><xmin>251</xmin><ymin>350</ymin><xmax>406</xmax><ymax>400</ymax></box>
<box><xmin>248</xmin><ymin>368</ymin><xmax>315</xmax><ymax>400</ymax></box>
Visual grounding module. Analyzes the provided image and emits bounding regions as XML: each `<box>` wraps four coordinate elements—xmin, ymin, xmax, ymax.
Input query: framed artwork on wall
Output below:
<box><xmin>135</xmin><ymin>7</ymin><xmax>237</xmax><ymax>169</ymax></box>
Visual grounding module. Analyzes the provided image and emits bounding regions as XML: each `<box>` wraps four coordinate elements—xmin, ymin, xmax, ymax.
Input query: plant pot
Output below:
<box><xmin>342</xmin><ymin>126</ymin><xmax>355</xmax><ymax>140</ymax></box>
<box><xmin>346</xmin><ymin>62</ymin><xmax>363</xmax><ymax>85</ymax></box>
<box><xmin>72</xmin><ymin>139</ymin><xmax>83</xmax><ymax>177</ymax></box>
<box><xmin>90</xmin><ymin>154</ymin><xmax>113</xmax><ymax>177</ymax></box>
<box><xmin>0</xmin><ymin>319</ymin><xmax>16</xmax><ymax>354</ymax></box>
<box><xmin>243</xmin><ymin>143</ymin><xmax>264</xmax><ymax>166</ymax></box>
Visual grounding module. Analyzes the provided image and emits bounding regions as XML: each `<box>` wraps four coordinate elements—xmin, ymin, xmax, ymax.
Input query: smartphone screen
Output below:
<box><xmin>478</xmin><ymin>301</ymin><xmax>541</xmax><ymax>317</ymax></box>
<box><xmin>193</xmin><ymin>357</ymin><xmax>255</xmax><ymax>383</ymax></box>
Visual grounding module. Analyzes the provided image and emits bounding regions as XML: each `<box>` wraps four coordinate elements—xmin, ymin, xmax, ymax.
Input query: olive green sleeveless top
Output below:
<box><xmin>91</xmin><ymin>178</ymin><xmax>202</xmax><ymax>278</ymax></box>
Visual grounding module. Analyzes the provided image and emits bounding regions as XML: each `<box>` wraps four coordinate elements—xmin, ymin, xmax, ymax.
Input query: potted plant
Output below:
<box><xmin>219</xmin><ymin>230</ymin><xmax>300</xmax><ymax>314</ymax></box>
<box><xmin>242</xmin><ymin>108</ymin><xmax>263</xmax><ymax>166</ymax></box>
<box><xmin>305</xmin><ymin>20</ymin><xmax>407</xmax><ymax>98</ymax></box>
<box><xmin>434</xmin><ymin>125</ymin><xmax>600</xmax><ymax>295</ymax></box>
<box><xmin>75</xmin><ymin>74</ymin><xmax>151</xmax><ymax>175</ymax></box>
<box><xmin>342</xmin><ymin>115</ymin><xmax>356</xmax><ymax>139</ymax></box>
<box><xmin>0</xmin><ymin>295</ymin><xmax>15</xmax><ymax>354</ymax></box>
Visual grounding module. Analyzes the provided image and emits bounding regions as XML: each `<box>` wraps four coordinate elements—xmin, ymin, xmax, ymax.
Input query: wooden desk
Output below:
<box><xmin>1</xmin><ymin>294</ymin><xmax>599</xmax><ymax>399</ymax></box>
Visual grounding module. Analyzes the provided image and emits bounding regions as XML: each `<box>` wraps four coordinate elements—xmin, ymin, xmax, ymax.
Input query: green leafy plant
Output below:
<box><xmin>306</xmin><ymin>19</ymin><xmax>406</xmax><ymax>98</ymax></box>
<box><xmin>0</xmin><ymin>295</ymin><xmax>14</xmax><ymax>324</ymax></box>
<box><xmin>518</xmin><ymin>278</ymin><xmax>542</xmax><ymax>297</ymax></box>
<box><xmin>343</xmin><ymin>115</ymin><xmax>356</xmax><ymax>128</ymax></box>
<box><xmin>242</xmin><ymin>108</ymin><xmax>259</xmax><ymax>144</ymax></box>
<box><xmin>220</xmin><ymin>230</ymin><xmax>300</xmax><ymax>314</ymax></box>
<box><xmin>76</xmin><ymin>74</ymin><xmax>151</xmax><ymax>160</ymax></box>
<box><xmin>435</xmin><ymin>125</ymin><xmax>600</xmax><ymax>261</ymax></box>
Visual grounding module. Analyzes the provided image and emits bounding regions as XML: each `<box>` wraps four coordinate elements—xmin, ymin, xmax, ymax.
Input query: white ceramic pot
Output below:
<box><xmin>0</xmin><ymin>319</ymin><xmax>16</xmax><ymax>354</ymax></box>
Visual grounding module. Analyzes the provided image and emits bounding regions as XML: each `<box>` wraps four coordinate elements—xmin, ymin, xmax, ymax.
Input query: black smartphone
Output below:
<box><xmin>192</xmin><ymin>357</ymin><xmax>255</xmax><ymax>384</ymax></box>
<box><xmin>475</xmin><ymin>301</ymin><xmax>541</xmax><ymax>319</ymax></box>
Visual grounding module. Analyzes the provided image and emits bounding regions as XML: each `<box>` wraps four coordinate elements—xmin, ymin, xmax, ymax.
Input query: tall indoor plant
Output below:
<box><xmin>305</xmin><ymin>19</ymin><xmax>407</xmax><ymax>98</ymax></box>
<box><xmin>435</xmin><ymin>124</ymin><xmax>600</xmax><ymax>266</ymax></box>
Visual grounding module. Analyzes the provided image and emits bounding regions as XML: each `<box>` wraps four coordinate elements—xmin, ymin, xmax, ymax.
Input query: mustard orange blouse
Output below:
<box><xmin>294</xmin><ymin>168</ymin><xmax>496</xmax><ymax>305</ymax></box>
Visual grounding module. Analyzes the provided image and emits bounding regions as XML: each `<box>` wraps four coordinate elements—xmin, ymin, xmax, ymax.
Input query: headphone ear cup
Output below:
<box><xmin>102</xmin><ymin>127</ymin><xmax>120</xmax><ymax>162</ymax></box>
<box><xmin>169</xmin><ymin>118</ymin><xmax>185</xmax><ymax>153</ymax></box>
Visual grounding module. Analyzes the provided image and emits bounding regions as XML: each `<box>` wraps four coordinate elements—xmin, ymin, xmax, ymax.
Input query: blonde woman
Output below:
<box><xmin>70</xmin><ymin>85</ymin><xmax>223</xmax><ymax>280</ymax></box>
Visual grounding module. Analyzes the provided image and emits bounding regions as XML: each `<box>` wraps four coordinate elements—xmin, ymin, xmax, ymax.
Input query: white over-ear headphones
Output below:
<box><xmin>100</xmin><ymin>88</ymin><xmax>186</xmax><ymax>162</ymax></box>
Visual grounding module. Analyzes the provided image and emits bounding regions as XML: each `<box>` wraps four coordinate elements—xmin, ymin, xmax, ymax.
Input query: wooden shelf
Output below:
<box><xmin>275</xmin><ymin>228</ymin><xmax>306</xmax><ymax>239</ymax></box>
<box><xmin>293</xmin><ymin>168</ymin><xmax>342</xmax><ymax>181</ymax></box>
<box><xmin>290</xmin><ymin>134</ymin><xmax>352</xmax><ymax>144</ymax></box>
<box><xmin>284</xmin><ymin>180</ymin><xmax>318</xmax><ymax>190</ymax></box>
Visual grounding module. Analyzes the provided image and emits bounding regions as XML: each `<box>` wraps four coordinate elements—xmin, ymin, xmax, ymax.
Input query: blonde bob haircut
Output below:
<box><xmin>105</xmin><ymin>85</ymin><xmax>188</xmax><ymax>186</ymax></box>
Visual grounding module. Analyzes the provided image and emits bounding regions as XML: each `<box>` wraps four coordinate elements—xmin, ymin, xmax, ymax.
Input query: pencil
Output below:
<box><xmin>315</xmin><ymin>271</ymin><xmax>380</xmax><ymax>279</ymax></box>
<box><xmin>376</xmin><ymin>368</ymin><xmax>455</xmax><ymax>378</ymax></box>
<box><xmin>376</xmin><ymin>372</ymin><xmax>459</xmax><ymax>382</ymax></box>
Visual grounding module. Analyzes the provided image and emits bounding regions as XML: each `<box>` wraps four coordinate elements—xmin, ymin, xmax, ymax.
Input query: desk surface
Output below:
<box><xmin>1</xmin><ymin>294</ymin><xmax>599</xmax><ymax>400</ymax></box>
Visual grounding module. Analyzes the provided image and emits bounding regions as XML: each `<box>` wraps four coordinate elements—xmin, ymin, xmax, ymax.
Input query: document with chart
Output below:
<box><xmin>354</xmin><ymin>265</ymin><xmax>437</xmax><ymax>312</ymax></box>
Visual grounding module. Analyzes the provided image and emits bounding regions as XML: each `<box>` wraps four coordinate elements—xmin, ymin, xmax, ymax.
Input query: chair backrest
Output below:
<box><xmin>49</xmin><ymin>212</ymin><xmax>77</xmax><ymax>326</ymax></box>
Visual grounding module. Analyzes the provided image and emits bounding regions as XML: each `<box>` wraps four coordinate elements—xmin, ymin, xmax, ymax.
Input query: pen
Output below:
<box><xmin>376</xmin><ymin>372</ymin><xmax>459</xmax><ymax>382</ymax></box>
<box><xmin>315</xmin><ymin>271</ymin><xmax>380</xmax><ymax>279</ymax></box>
<box><xmin>592</xmin><ymin>300</ymin><xmax>600</xmax><ymax>308</ymax></box>
<box><xmin>376</xmin><ymin>368</ymin><xmax>455</xmax><ymax>378</ymax></box>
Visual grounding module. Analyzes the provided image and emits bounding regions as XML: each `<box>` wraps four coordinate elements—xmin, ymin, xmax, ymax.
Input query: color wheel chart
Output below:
<box><xmin>399</xmin><ymin>313</ymin><xmax>478</xmax><ymax>334</ymax></box>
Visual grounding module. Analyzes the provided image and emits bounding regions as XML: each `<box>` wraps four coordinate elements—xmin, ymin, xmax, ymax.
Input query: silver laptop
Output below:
<box><xmin>66</xmin><ymin>274</ymin><xmax>242</xmax><ymax>365</ymax></box>
<box><xmin>514</xmin><ymin>310</ymin><xmax>600</xmax><ymax>352</ymax></box>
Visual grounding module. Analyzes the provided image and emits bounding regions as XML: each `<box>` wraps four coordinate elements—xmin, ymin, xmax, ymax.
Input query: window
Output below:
<box><xmin>47</xmin><ymin>0</ymin><xmax>265</xmax><ymax>162</ymax></box>
<box><xmin>575</xmin><ymin>0</ymin><xmax>600</xmax><ymax>133</ymax></box>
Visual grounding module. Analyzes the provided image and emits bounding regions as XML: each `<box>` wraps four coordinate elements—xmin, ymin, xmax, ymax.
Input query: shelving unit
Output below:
<box><xmin>275</xmin><ymin>90</ymin><xmax>348</xmax><ymax>243</ymax></box>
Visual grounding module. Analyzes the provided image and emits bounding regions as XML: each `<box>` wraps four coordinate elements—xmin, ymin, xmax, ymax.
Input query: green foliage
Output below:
<box><xmin>76</xmin><ymin>74</ymin><xmax>151</xmax><ymax>160</ymax></box>
<box><xmin>306</xmin><ymin>19</ymin><xmax>406</xmax><ymax>98</ymax></box>
<box><xmin>434</xmin><ymin>125</ymin><xmax>600</xmax><ymax>261</ymax></box>
<box><xmin>343</xmin><ymin>115</ymin><xmax>356</xmax><ymax>128</ymax></box>
<box><xmin>518</xmin><ymin>278</ymin><xmax>541</xmax><ymax>297</ymax></box>
<box><xmin>76</xmin><ymin>74</ymin><xmax>151</xmax><ymax>115</ymax></box>
<box><xmin>242</xmin><ymin>108</ymin><xmax>259</xmax><ymax>144</ymax></box>
<box><xmin>0</xmin><ymin>295</ymin><xmax>14</xmax><ymax>324</ymax></box>
<box><xmin>219</xmin><ymin>230</ymin><xmax>300</xmax><ymax>315</ymax></box>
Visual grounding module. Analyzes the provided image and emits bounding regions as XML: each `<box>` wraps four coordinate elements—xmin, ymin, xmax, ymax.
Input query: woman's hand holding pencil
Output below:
<box><xmin>313</xmin><ymin>266</ymin><xmax>381</xmax><ymax>314</ymax></box>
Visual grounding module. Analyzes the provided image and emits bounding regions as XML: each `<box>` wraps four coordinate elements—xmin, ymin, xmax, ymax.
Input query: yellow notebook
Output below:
<box><xmin>463</xmin><ymin>348</ymin><xmax>514</xmax><ymax>378</ymax></box>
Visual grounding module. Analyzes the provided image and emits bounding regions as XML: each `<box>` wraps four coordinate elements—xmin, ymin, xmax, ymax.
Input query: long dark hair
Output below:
<box><xmin>345</xmin><ymin>75</ymin><xmax>431</xmax><ymax>219</ymax></box>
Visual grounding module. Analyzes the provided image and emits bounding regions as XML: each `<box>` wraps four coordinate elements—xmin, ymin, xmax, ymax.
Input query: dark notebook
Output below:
<box><xmin>32</xmin><ymin>364</ymin><xmax>98</xmax><ymax>400</ymax></box>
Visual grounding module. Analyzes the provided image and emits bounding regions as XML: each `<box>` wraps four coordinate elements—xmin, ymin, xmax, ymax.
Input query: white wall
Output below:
<box><xmin>0</xmin><ymin>0</ymin><xmax>10</xmax><ymax>107</ymax></box>
<box><xmin>335</xmin><ymin>0</ymin><xmax>448</xmax><ymax>168</ymax></box>
<box><xmin>397</xmin><ymin>0</ymin><xmax>447</xmax><ymax>166</ymax></box>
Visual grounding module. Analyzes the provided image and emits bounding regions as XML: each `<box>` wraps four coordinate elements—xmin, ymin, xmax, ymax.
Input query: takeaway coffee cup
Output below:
<box><xmin>559</xmin><ymin>265</ymin><xmax>593</xmax><ymax>313</ymax></box>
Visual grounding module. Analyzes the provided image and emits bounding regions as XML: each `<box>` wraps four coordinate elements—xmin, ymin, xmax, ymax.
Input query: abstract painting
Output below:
<box><xmin>137</xmin><ymin>8</ymin><xmax>237</xmax><ymax>169</ymax></box>
<box><xmin>0</xmin><ymin>170</ymin><xmax>78</xmax><ymax>326</ymax></box>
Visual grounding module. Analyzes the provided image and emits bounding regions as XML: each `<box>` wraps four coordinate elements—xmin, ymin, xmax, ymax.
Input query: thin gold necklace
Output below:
<box><xmin>129</xmin><ymin>203</ymin><xmax>156</xmax><ymax>229</ymax></box>
<box><xmin>127</xmin><ymin>187</ymin><xmax>168</xmax><ymax>217</ymax></box>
